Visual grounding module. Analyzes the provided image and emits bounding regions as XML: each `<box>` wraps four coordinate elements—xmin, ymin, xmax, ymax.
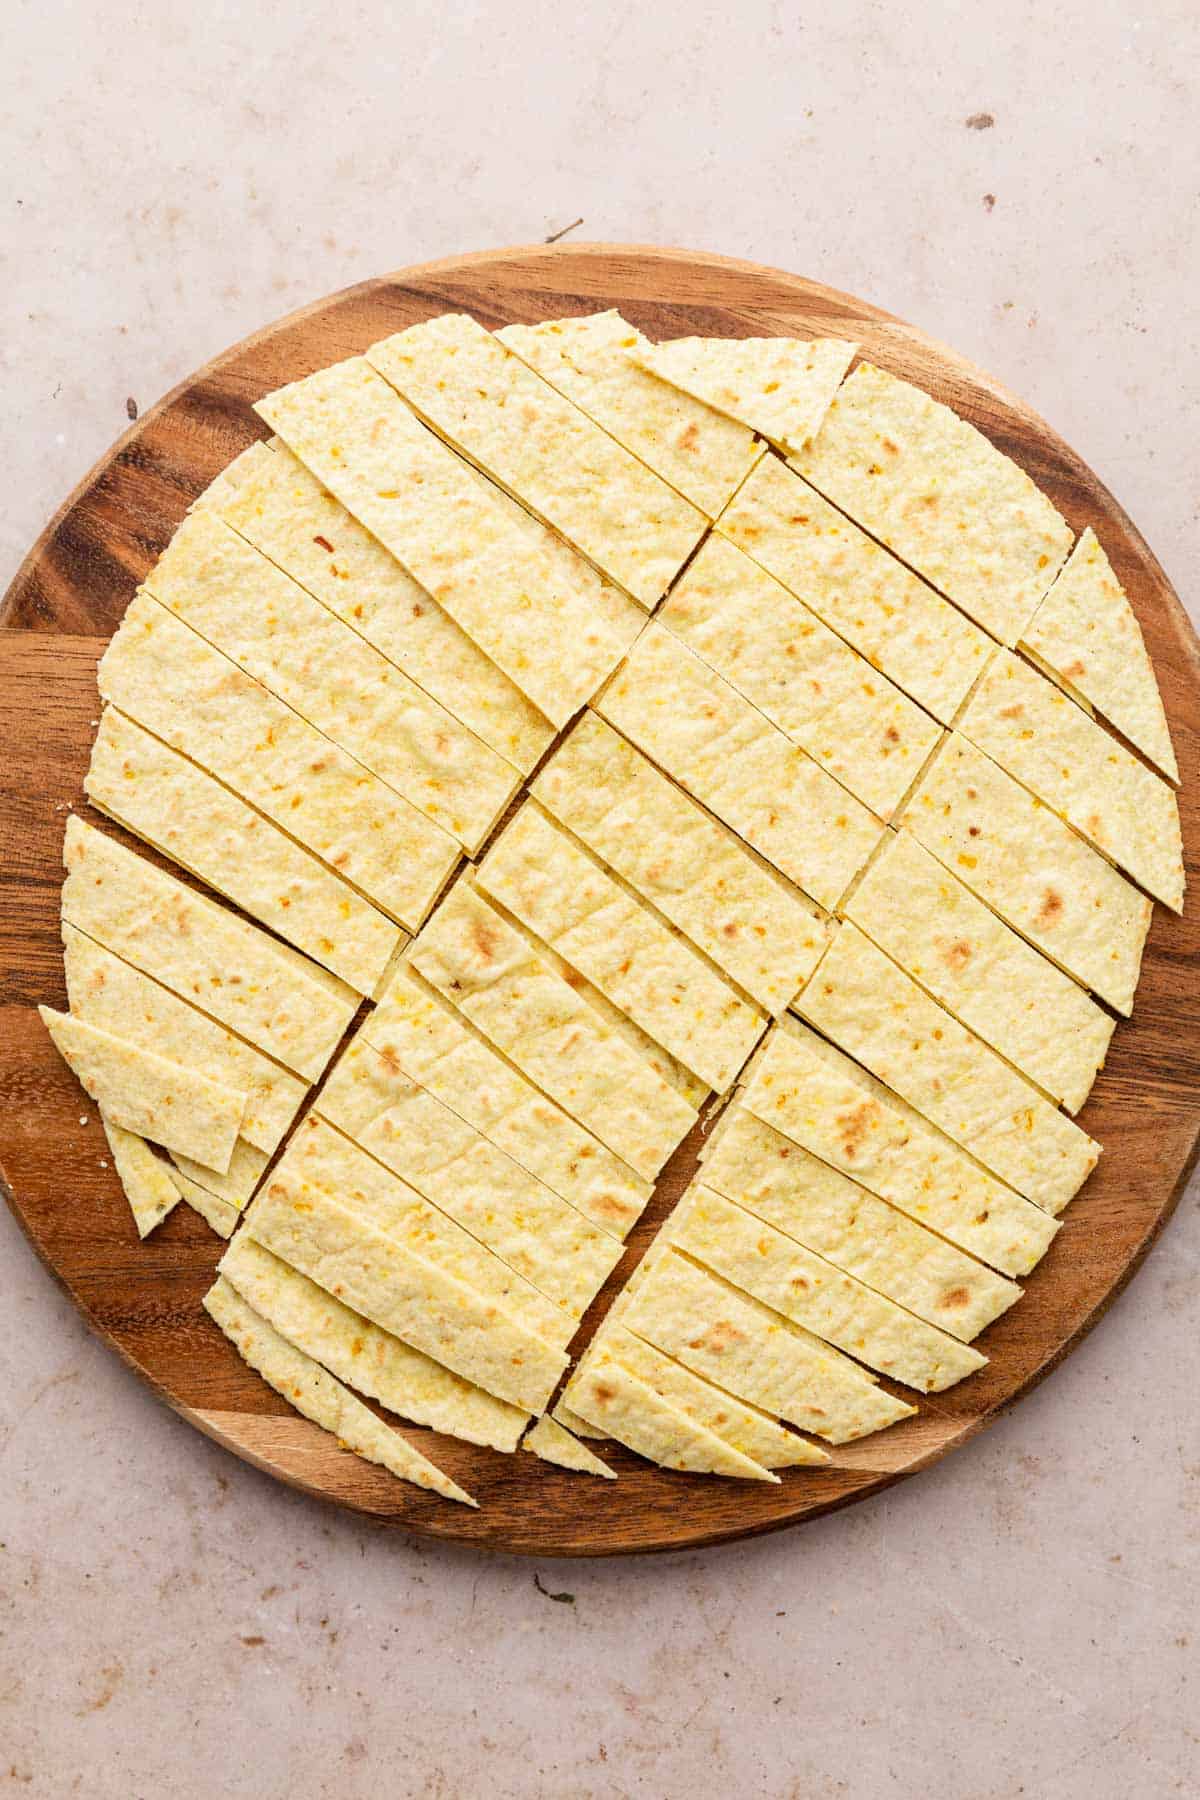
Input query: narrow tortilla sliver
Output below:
<box><xmin>170</xmin><ymin>1140</ymin><xmax>269</xmax><ymax>1210</ymax></box>
<box><xmin>257</xmin><ymin>355</ymin><xmax>624</xmax><ymax>727</ymax></box>
<box><xmin>174</xmin><ymin>1173</ymin><xmax>240</xmax><ymax>1238</ymax></box>
<box><xmin>188</xmin><ymin>441</ymin><xmax>265</xmax><ymax>515</ymax></box>
<box><xmin>629</xmin><ymin>332</ymin><xmax>856</xmax><ymax>456</ymax></box>
<box><xmin>532</xmin><ymin>712</ymin><xmax>831</xmax><ymax>1015</ymax></box>
<box><xmin>596</xmin><ymin>624</ymin><xmax>882</xmax><ymax>911</ymax></box>
<box><xmin>220</xmin><ymin>1233</ymin><xmax>527</xmax><ymax>1453</ymax></box>
<box><xmin>792</xmin><ymin>362</ymin><xmax>1074</xmax><ymax>644</ymax></box>
<box><xmin>497</xmin><ymin>311</ymin><xmax>762</xmax><ymax>518</ymax></box>
<box><xmin>61</xmin><ymin>818</ymin><xmax>356</xmax><ymax>1083</ymax></box>
<box><xmin>145</xmin><ymin>508</ymin><xmax>518</xmax><ymax>856</ymax></box>
<box><xmin>845</xmin><ymin>828</ymin><xmax>1114</xmax><ymax>1112</ymax></box>
<box><xmin>362</xmin><ymin>965</ymin><xmax>651</xmax><ymax>1238</ymax></box>
<box><xmin>794</xmin><ymin>924</ymin><xmax>1100</xmax><ymax>1215</ymax></box>
<box><xmin>676</xmin><ymin>1185</ymin><xmax>986</xmax><ymax>1394</ymax></box>
<box><xmin>476</xmin><ymin>802</ymin><xmax>766</xmax><ymax>1094</ymax></box>
<box><xmin>220</xmin><ymin>440</ymin><xmax>555</xmax><ymax>774</ymax></box>
<box><xmin>956</xmin><ymin>651</ymin><xmax>1184</xmax><ymax>912</ymax></box>
<box><xmin>86</xmin><ymin>707</ymin><xmax>402</xmax><ymax>998</ymax></box>
<box><xmin>1020</xmin><ymin>527</ymin><xmax>1178</xmax><ymax>782</ymax></box>
<box><xmin>701</xmin><ymin>1104</ymin><xmax>1019</xmax><ymax>1342</ymax></box>
<box><xmin>563</xmin><ymin>1350</ymin><xmax>777</xmax><ymax>1480</ymax></box>
<box><xmin>663</xmin><ymin>535</ymin><xmax>943</xmax><ymax>819</ymax></box>
<box><xmin>408</xmin><ymin>882</ymin><xmax>698</xmax><ymax>1182</ymax></box>
<box><xmin>203</xmin><ymin>1275</ymin><xmax>475</xmax><ymax>1506</ymax></box>
<box><xmin>719</xmin><ymin>457</ymin><xmax>993</xmax><ymax>725</ymax></box>
<box><xmin>522</xmin><ymin>1415</ymin><xmax>616</xmax><ymax>1478</ymax></box>
<box><xmin>315</xmin><ymin>1037</ymin><xmax>622</xmax><ymax>1320</ymax></box>
<box><xmin>366</xmin><ymin>313</ymin><xmax>707</xmax><ymax>607</ymax></box>
<box><xmin>101</xmin><ymin>1117</ymin><xmax>181</xmax><ymax>1238</ymax></box>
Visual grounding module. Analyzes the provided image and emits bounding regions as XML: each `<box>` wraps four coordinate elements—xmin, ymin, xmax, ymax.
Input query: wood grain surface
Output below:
<box><xmin>2</xmin><ymin>243</ymin><xmax>1197</xmax><ymax>1556</ymax></box>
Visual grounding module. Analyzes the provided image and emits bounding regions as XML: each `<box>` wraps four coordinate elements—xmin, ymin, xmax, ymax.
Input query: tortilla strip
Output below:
<box><xmin>792</xmin><ymin>362</ymin><xmax>1074</xmax><ymax>644</ymax></box>
<box><xmin>1020</xmin><ymin>527</ymin><xmax>1178</xmax><ymax>782</ymax></box>
<box><xmin>563</xmin><ymin>1350</ymin><xmax>777</xmax><ymax>1480</ymax></box>
<box><xmin>219</xmin><ymin>1233</ymin><xmax>527</xmax><ymax>1452</ymax></box>
<box><xmin>366</xmin><ymin>313</ymin><xmax>707</xmax><ymax>607</ymax></box>
<box><xmin>719</xmin><ymin>456</ymin><xmax>993</xmax><ymax>724</ymax></box>
<box><xmin>794</xmin><ymin>925</ymin><xmax>1100</xmax><ymax>1214</ymax></box>
<box><xmin>408</xmin><ymin>882</ymin><xmax>698</xmax><ymax>1181</ymax></box>
<box><xmin>98</xmin><ymin>593</ymin><xmax>458</xmax><ymax>931</ymax></box>
<box><xmin>174</xmin><ymin>1174</ymin><xmax>240</xmax><ymax>1238</ymax></box>
<box><xmin>476</xmin><ymin>802</ymin><xmax>766</xmax><ymax>1093</ymax></box>
<box><xmin>630</xmin><ymin>333</ymin><xmax>856</xmax><ymax>455</ymax></box>
<box><xmin>663</xmin><ymin>535</ymin><xmax>943</xmax><ymax>818</ymax></box>
<box><xmin>41</xmin><ymin>1007</ymin><xmax>244</xmax><ymax>1173</ymax></box>
<box><xmin>170</xmin><ymin>1140</ymin><xmax>269</xmax><ymax>1210</ymax></box>
<box><xmin>597</xmin><ymin>625</ymin><xmax>882</xmax><ymax>910</ymax></box>
<box><xmin>497</xmin><ymin>311</ymin><xmax>762</xmax><ymax>517</ymax></box>
<box><xmin>362</xmin><ymin>965</ymin><xmax>651</xmax><ymax>1238</ymax></box>
<box><xmin>956</xmin><ymin>651</ymin><xmax>1184</xmax><ymax>911</ymax></box>
<box><xmin>257</xmin><ymin>356</ymin><xmax>624</xmax><ymax>726</ymax></box>
<box><xmin>189</xmin><ymin>441</ymin><xmax>266</xmax><ymax>514</ymax></box>
<box><xmin>221</xmin><ymin>441</ymin><xmax>554</xmax><ymax>774</ymax></box>
<box><xmin>522</xmin><ymin>1415</ymin><xmax>617</xmax><ymax>1478</ymax></box>
<box><xmin>676</xmin><ymin>1185</ymin><xmax>986</xmax><ymax>1393</ymax></box>
<box><xmin>844</xmin><ymin>828</ymin><xmax>1114</xmax><ymax>1111</ymax></box>
<box><xmin>244</xmin><ymin>1175</ymin><xmax>567</xmax><ymax>1413</ymax></box>
<box><xmin>316</xmin><ymin>1037</ymin><xmax>622</xmax><ymax>1318</ymax></box>
<box><xmin>101</xmin><ymin>1117</ymin><xmax>181</xmax><ymax>1238</ymax></box>
<box><xmin>61</xmin><ymin>819</ymin><xmax>356</xmax><ymax>1083</ymax></box>
<box><xmin>204</xmin><ymin>1275</ymin><xmax>475</xmax><ymax>1506</ymax></box>
<box><xmin>702</xmin><ymin>1104</ymin><xmax>1019</xmax><ymax>1341</ymax></box>
<box><xmin>145</xmin><ymin>509</ymin><xmax>519</xmax><ymax>855</ymax></box>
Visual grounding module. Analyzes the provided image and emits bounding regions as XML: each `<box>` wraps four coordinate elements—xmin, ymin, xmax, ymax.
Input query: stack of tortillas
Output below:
<box><xmin>41</xmin><ymin>308</ymin><xmax>1184</xmax><ymax>1508</ymax></box>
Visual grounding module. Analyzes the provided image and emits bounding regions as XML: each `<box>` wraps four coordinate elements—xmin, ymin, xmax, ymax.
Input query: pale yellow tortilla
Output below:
<box><xmin>169</xmin><ymin>1140</ymin><xmax>269</xmax><ymax>1209</ymax></box>
<box><xmin>188</xmin><ymin>441</ymin><xmax>266</xmax><ymax>515</ymax></box>
<box><xmin>101</xmin><ymin>1117</ymin><xmax>181</xmax><ymax>1239</ymax></box>
<box><xmin>173</xmin><ymin>1173</ymin><xmax>241</xmax><ymax>1238</ymax></box>
<box><xmin>562</xmin><ymin>1349</ymin><xmax>777</xmax><ymax>1480</ymax></box>
<box><xmin>522</xmin><ymin>1415</ymin><xmax>616</xmax><ymax>1478</ymax></box>
<box><xmin>630</xmin><ymin>332</ymin><xmax>856</xmax><ymax>455</ymax></box>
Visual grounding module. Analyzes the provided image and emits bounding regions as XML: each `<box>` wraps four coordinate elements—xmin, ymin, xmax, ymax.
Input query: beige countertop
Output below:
<box><xmin>2</xmin><ymin>3</ymin><xmax>1197</xmax><ymax>1795</ymax></box>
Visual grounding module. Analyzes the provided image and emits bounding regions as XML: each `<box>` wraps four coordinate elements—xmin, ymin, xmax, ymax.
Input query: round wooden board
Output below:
<box><xmin>2</xmin><ymin>243</ymin><xmax>1198</xmax><ymax>1557</ymax></box>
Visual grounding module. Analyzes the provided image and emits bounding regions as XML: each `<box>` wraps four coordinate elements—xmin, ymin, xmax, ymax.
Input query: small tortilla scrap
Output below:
<box><xmin>101</xmin><ymin>1117</ymin><xmax>181</xmax><ymax>1238</ymax></box>
<box><xmin>169</xmin><ymin>1139</ymin><xmax>269</xmax><ymax>1210</ymax></box>
<box><xmin>563</xmin><ymin>1349</ymin><xmax>777</xmax><ymax>1480</ymax></box>
<box><xmin>203</xmin><ymin>1275</ymin><xmax>476</xmax><ymax>1506</ymax></box>
<box><xmin>522</xmin><ymin>1415</ymin><xmax>616</xmax><ymax>1479</ymax></box>
<box><xmin>630</xmin><ymin>331</ymin><xmax>856</xmax><ymax>455</ymax></box>
<box><xmin>188</xmin><ymin>441</ymin><xmax>265</xmax><ymax>514</ymax></box>
<box><xmin>173</xmin><ymin>1173</ymin><xmax>240</xmax><ymax>1238</ymax></box>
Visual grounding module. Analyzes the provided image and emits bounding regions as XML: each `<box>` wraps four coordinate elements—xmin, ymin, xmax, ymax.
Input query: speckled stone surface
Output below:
<box><xmin>2</xmin><ymin>4</ymin><xmax>1198</xmax><ymax>1795</ymax></box>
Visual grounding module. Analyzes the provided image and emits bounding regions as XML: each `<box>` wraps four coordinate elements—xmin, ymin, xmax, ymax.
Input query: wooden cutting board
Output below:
<box><xmin>2</xmin><ymin>243</ymin><xmax>1197</xmax><ymax>1556</ymax></box>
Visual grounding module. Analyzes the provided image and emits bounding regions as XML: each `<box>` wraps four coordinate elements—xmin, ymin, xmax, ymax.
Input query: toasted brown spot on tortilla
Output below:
<box><xmin>1037</xmin><ymin>888</ymin><xmax>1064</xmax><ymax>928</ymax></box>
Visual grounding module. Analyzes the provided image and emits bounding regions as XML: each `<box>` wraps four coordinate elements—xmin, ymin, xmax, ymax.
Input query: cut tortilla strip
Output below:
<box><xmin>244</xmin><ymin>1174</ymin><xmax>567</xmax><ymax>1414</ymax></box>
<box><xmin>220</xmin><ymin>440</ymin><xmax>554</xmax><ymax>774</ymax></box>
<box><xmin>101</xmin><ymin>1117</ymin><xmax>182</xmax><ymax>1238</ymax></box>
<box><xmin>532</xmin><ymin>712</ymin><xmax>831</xmax><ymax>1015</ymax></box>
<box><xmin>497</xmin><ymin>311</ymin><xmax>763</xmax><ymax>517</ymax></box>
<box><xmin>219</xmin><ymin>1233</ymin><xmax>527</xmax><ymax>1453</ymax></box>
<box><xmin>563</xmin><ymin>1350</ymin><xmax>778</xmax><ymax>1480</ymax></box>
<box><xmin>257</xmin><ymin>356</ymin><xmax>625</xmax><ymax>727</ymax></box>
<box><xmin>169</xmin><ymin>1140</ymin><xmax>269</xmax><ymax>1210</ymax></box>
<box><xmin>476</xmin><ymin>801</ymin><xmax>767</xmax><ymax>1093</ymax></box>
<box><xmin>316</xmin><ymin>1036</ymin><xmax>622</xmax><ymax>1319</ymax></box>
<box><xmin>675</xmin><ymin>1185</ymin><xmax>986</xmax><ymax>1393</ymax></box>
<box><xmin>366</xmin><ymin>312</ymin><xmax>707</xmax><ymax>606</ymax></box>
<box><xmin>41</xmin><ymin>1007</ymin><xmax>244</xmax><ymax>1174</ymax></box>
<box><xmin>174</xmin><ymin>1174</ymin><xmax>240</xmax><ymax>1238</ymax></box>
<box><xmin>844</xmin><ymin>828</ymin><xmax>1114</xmax><ymax>1111</ymax></box>
<box><xmin>551</xmin><ymin>1401</ymin><xmax>606</xmax><ymax>1440</ymax></box>
<box><xmin>596</xmin><ymin>624</ymin><xmax>882</xmax><ymax>911</ymax></box>
<box><xmin>203</xmin><ymin>1275</ymin><xmax>475</xmax><ymax>1506</ymax></box>
<box><xmin>663</xmin><ymin>535</ymin><xmax>943</xmax><ymax>819</ymax></box>
<box><xmin>407</xmin><ymin>882</ymin><xmax>698</xmax><ymax>1181</ymax></box>
<box><xmin>1020</xmin><ymin>526</ymin><xmax>1178</xmax><ymax>782</ymax></box>
<box><xmin>144</xmin><ymin>508</ymin><xmax>520</xmax><ymax>855</ymax></box>
<box><xmin>98</xmin><ymin>593</ymin><xmax>458</xmax><ymax>932</ymax></box>
<box><xmin>629</xmin><ymin>332</ymin><xmax>856</xmax><ymax>455</ymax></box>
<box><xmin>86</xmin><ymin>707</ymin><xmax>402</xmax><ymax>997</ymax></box>
<box><xmin>794</xmin><ymin>923</ymin><xmax>1100</xmax><ymax>1214</ymax></box>
<box><xmin>792</xmin><ymin>362</ymin><xmax>1074</xmax><ymax>644</ymax></box>
<box><xmin>719</xmin><ymin>456</ymin><xmax>993</xmax><ymax>725</ymax></box>
<box><xmin>522</xmin><ymin>1415</ymin><xmax>616</xmax><ymax>1478</ymax></box>
<box><xmin>956</xmin><ymin>651</ymin><xmax>1184</xmax><ymax>912</ymax></box>
<box><xmin>189</xmin><ymin>441</ymin><xmax>266</xmax><ymax>514</ymax></box>
<box><xmin>701</xmin><ymin>1104</ymin><xmax>1019</xmax><ymax>1342</ymax></box>
<box><xmin>899</xmin><ymin>733</ymin><xmax>1152</xmax><ymax>1014</ymax></box>
<box><xmin>362</xmin><ymin>964</ymin><xmax>651</xmax><ymax>1238</ymax></box>
<box><xmin>623</xmin><ymin>1249</ymin><xmax>914</xmax><ymax>1445</ymax></box>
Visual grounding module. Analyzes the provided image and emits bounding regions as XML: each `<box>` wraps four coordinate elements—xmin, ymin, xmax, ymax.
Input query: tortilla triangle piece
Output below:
<box><xmin>173</xmin><ymin>1172</ymin><xmax>240</xmax><ymax>1238</ymax></box>
<box><xmin>40</xmin><ymin>1007</ymin><xmax>244</xmax><ymax>1174</ymax></box>
<box><xmin>550</xmin><ymin>1401</ymin><xmax>607</xmax><ymax>1440</ymax></box>
<box><xmin>188</xmin><ymin>441</ymin><xmax>265</xmax><ymax>515</ymax></box>
<box><xmin>792</xmin><ymin>362</ymin><xmax>1074</xmax><ymax>644</ymax></box>
<box><xmin>101</xmin><ymin>1117</ymin><xmax>182</xmax><ymax>1238</ymax></box>
<box><xmin>497</xmin><ymin>311</ymin><xmax>763</xmax><ymax>517</ymax></box>
<box><xmin>956</xmin><ymin>652</ymin><xmax>1184</xmax><ymax>911</ymax></box>
<box><xmin>563</xmin><ymin>1349</ymin><xmax>778</xmax><ymax>1480</ymax></box>
<box><xmin>219</xmin><ymin>1232</ymin><xmax>527</xmax><ymax>1453</ymax></box>
<box><xmin>169</xmin><ymin>1140</ymin><xmax>269</xmax><ymax>1210</ymax></box>
<box><xmin>522</xmin><ymin>1415</ymin><xmax>616</xmax><ymax>1479</ymax></box>
<box><xmin>629</xmin><ymin>332</ymin><xmax>857</xmax><ymax>455</ymax></box>
<box><xmin>203</xmin><ymin>1276</ymin><xmax>475</xmax><ymax>1507</ymax></box>
<box><xmin>366</xmin><ymin>313</ymin><xmax>707</xmax><ymax>607</ymax></box>
<box><xmin>1021</xmin><ymin>527</ymin><xmax>1177</xmax><ymax>781</ymax></box>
